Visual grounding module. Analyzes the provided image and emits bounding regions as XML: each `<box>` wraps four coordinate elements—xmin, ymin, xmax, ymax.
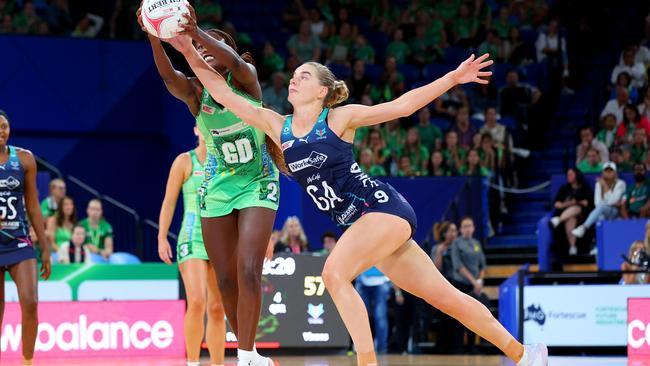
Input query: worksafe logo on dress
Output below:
<box><xmin>288</xmin><ymin>152</ymin><xmax>328</xmax><ymax>172</ymax></box>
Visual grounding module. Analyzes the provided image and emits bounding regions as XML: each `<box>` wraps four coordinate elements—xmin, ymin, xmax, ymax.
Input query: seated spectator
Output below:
<box><xmin>450</xmin><ymin>107</ymin><xmax>476</xmax><ymax>149</ymax></box>
<box><xmin>352</xmin><ymin>34</ymin><xmax>375</xmax><ymax>64</ymax></box>
<box><xmin>397</xmin><ymin>155</ymin><xmax>417</xmax><ymax>176</ymax></box>
<box><xmin>577</xmin><ymin>148</ymin><xmax>603</xmax><ymax>174</ymax></box>
<box><xmin>195</xmin><ymin>0</ymin><xmax>222</xmax><ymax>29</ymax></box>
<box><xmin>452</xmin><ymin>3</ymin><xmax>478</xmax><ymax>46</ymax></box>
<box><xmin>460</xmin><ymin>149</ymin><xmax>489</xmax><ymax>177</ymax></box>
<box><xmin>347</xmin><ymin>60</ymin><xmax>371</xmax><ymax>103</ymax></box>
<box><xmin>622</xmin><ymin>163</ymin><xmax>650</xmax><ymax>219</ymax></box>
<box><xmin>434</xmin><ymin>85</ymin><xmax>469</xmax><ymax>120</ymax></box>
<box><xmin>371</xmin><ymin>57</ymin><xmax>405</xmax><ymax>103</ymax></box>
<box><xmin>572</xmin><ymin>162</ymin><xmax>627</xmax><ymax>238</ymax></box>
<box><xmin>503</xmin><ymin>27</ymin><xmax>534</xmax><ymax>66</ymax></box>
<box><xmin>383</xmin><ymin>118</ymin><xmax>405</xmax><ymax>155</ymax></box>
<box><xmin>318</xmin><ymin>232</ymin><xmax>337</xmax><ymax>255</ymax></box>
<box><xmin>359</xmin><ymin>148</ymin><xmax>387</xmax><ymax>176</ymax></box>
<box><xmin>282</xmin><ymin>55</ymin><xmax>300</xmax><ymax>86</ymax></box>
<box><xmin>619</xmin><ymin>41</ymin><xmax>650</xmax><ymax>67</ymax></box>
<box><xmin>410</xmin><ymin>24</ymin><xmax>441</xmax><ymax>65</ymax></box>
<box><xmin>536</xmin><ymin>19</ymin><xmax>570</xmax><ymax>94</ymax></box>
<box><xmin>355</xmin><ymin>267</ymin><xmax>390</xmax><ymax>354</ymax></box>
<box><xmin>617</xmin><ymin>104</ymin><xmax>650</xmax><ymax>145</ymax></box>
<box><xmin>262</xmin><ymin>72</ymin><xmax>290</xmax><ymax>114</ymax></box>
<box><xmin>1</xmin><ymin>14</ymin><xmax>12</xmax><ymax>34</ymax></box>
<box><xmin>450</xmin><ymin>217</ymin><xmax>489</xmax><ymax>353</ymax></box>
<box><xmin>45</xmin><ymin>196</ymin><xmax>77</xmax><ymax>251</ymax></box>
<box><xmin>639</xmin><ymin>87</ymin><xmax>650</xmax><ymax>121</ymax></box>
<box><xmin>428</xmin><ymin>151</ymin><xmax>451</xmax><ymax>177</ymax></box>
<box><xmin>467</xmin><ymin>82</ymin><xmax>498</xmax><ymax>114</ymax></box>
<box><xmin>79</xmin><ymin>199</ymin><xmax>114</xmax><ymax>258</ymax></box>
<box><xmin>71</xmin><ymin>13</ymin><xmax>104</xmax><ymax>38</ymax></box>
<box><xmin>478</xmin><ymin>29</ymin><xmax>504</xmax><ymax>62</ymax></box>
<box><xmin>596</xmin><ymin>114</ymin><xmax>618</xmax><ymax>150</ymax></box>
<box><xmin>492</xmin><ymin>7</ymin><xmax>512</xmax><ymax>39</ymax></box>
<box><xmin>13</xmin><ymin>1</ymin><xmax>40</xmax><ymax>34</ymax></box>
<box><xmin>611</xmin><ymin>72</ymin><xmax>639</xmax><ymax>104</ymax></box>
<box><xmin>287</xmin><ymin>20</ymin><xmax>321</xmax><ymax>63</ymax></box>
<box><xmin>612</xmin><ymin>146</ymin><xmax>634</xmax><ymax>173</ymax></box>
<box><xmin>498</xmin><ymin>70</ymin><xmax>541</xmax><ymax>119</ymax></box>
<box><xmin>431</xmin><ymin>221</ymin><xmax>458</xmax><ymax>277</ymax></box>
<box><xmin>401</xmin><ymin>128</ymin><xmax>429</xmax><ymax>175</ymax></box>
<box><xmin>631</xmin><ymin>128</ymin><xmax>648</xmax><ymax>163</ymax></box>
<box><xmin>416</xmin><ymin>107</ymin><xmax>442</xmax><ymax>152</ymax></box>
<box><xmin>601</xmin><ymin>86</ymin><xmax>629</xmax><ymax>122</ymax></box>
<box><xmin>308</xmin><ymin>8</ymin><xmax>329</xmax><ymax>39</ymax></box>
<box><xmin>325</xmin><ymin>22</ymin><xmax>354</xmax><ymax>65</ymax></box>
<box><xmin>386</xmin><ymin>28</ymin><xmax>410</xmax><ymax>64</ymax></box>
<box><xmin>275</xmin><ymin>216</ymin><xmax>309</xmax><ymax>254</ymax></box>
<box><xmin>260</xmin><ymin>42</ymin><xmax>285</xmax><ymax>81</ymax></box>
<box><xmin>41</xmin><ymin>178</ymin><xmax>66</xmax><ymax>217</ymax></box>
<box><xmin>57</xmin><ymin>225</ymin><xmax>92</xmax><ymax>264</ymax></box>
<box><xmin>550</xmin><ymin>168</ymin><xmax>592</xmax><ymax>256</ymax></box>
<box><xmin>621</xmin><ymin>241</ymin><xmax>650</xmax><ymax>284</ymax></box>
<box><xmin>479</xmin><ymin>106</ymin><xmax>512</xmax><ymax>151</ymax></box>
<box><xmin>442</xmin><ymin>130</ymin><xmax>466</xmax><ymax>173</ymax></box>
<box><xmin>363</xmin><ymin>129</ymin><xmax>390</xmax><ymax>167</ymax></box>
<box><xmin>479</xmin><ymin>133</ymin><xmax>502</xmax><ymax>174</ymax></box>
<box><xmin>611</xmin><ymin>47</ymin><xmax>647</xmax><ymax>89</ymax></box>
<box><xmin>576</xmin><ymin>126</ymin><xmax>609</xmax><ymax>166</ymax></box>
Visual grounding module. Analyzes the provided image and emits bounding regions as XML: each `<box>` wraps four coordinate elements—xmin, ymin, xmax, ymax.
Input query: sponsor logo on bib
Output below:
<box><xmin>288</xmin><ymin>152</ymin><xmax>328</xmax><ymax>172</ymax></box>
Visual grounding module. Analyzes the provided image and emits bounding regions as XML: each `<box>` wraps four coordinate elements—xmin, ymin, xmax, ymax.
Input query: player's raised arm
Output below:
<box><xmin>333</xmin><ymin>54</ymin><xmax>493</xmax><ymax>130</ymax></box>
<box><xmin>169</xmin><ymin>36</ymin><xmax>285</xmax><ymax>145</ymax></box>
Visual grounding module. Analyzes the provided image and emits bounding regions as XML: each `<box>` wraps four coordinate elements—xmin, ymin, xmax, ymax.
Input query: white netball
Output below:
<box><xmin>141</xmin><ymin>0</ymin><xmax>189</xmax><ymax>40</ymax></box>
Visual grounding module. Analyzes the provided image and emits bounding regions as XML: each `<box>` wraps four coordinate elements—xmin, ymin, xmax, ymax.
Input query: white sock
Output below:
<box><xmin>238</xmin><ymin>348</ymin><xmax>255</xmax><ymax>366</ymax></box>
<box><xmin>187</xmin><ymin>362</ymin><xmax>200</xmax><ymax>366</ymax></box>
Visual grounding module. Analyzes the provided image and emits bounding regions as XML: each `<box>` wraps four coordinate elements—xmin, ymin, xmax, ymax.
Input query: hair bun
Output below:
<box><xmin>328</xmin><ymin>80</ymin><xmax>349</xmax><ymax>107</ymax></box>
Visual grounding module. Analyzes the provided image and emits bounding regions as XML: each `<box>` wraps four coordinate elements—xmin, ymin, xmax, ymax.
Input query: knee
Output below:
<box><xmin>238</xmin><ymin>260</ymin><xmax>263</xmax><ymax>289</ymax></box>
<box><xmin>186</xmin><ymin>294</ymin><xmax>206</xmax><ymax>314</ymax></box>
<box><xmin>20</xmin><ymin>295</ymin><xmax>38</xmax><ymax>315</ymax></box>
<box><xmin>321</xmin><ymin>262</ymin><xmax>351</xmax><ymax>291</ymax></box>
<box><xmin>207</xmin><ymin>299</ymin><xmax>225</xmax><ymax>320</ymax></box>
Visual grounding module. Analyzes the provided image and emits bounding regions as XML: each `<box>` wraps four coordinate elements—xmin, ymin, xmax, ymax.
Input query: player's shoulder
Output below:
<box><xmin>14</xmin><ymin>146</ymin><xmax>35</xmax><ymax>164</ymax></box>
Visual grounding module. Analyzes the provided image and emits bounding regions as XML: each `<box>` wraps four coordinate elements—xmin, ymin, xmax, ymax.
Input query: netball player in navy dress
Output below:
<box><xmin>171</xmin><ymin>36</ymin><xmax>547</xmax><ymax>366</ymax></box>
<box><xmin>0</xmin><ymin>111</ymin><xmax>52</xmax><ymax>366</ymax></box>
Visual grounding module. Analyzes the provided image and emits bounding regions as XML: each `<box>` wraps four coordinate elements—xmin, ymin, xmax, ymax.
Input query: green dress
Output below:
<box><xmin>196</xmin><ymin>74</ymin><xmax>280</xmax><ymax>217</ymax></box>
<box><xmin>177</xmin><ymin>150</ymin><xmax>209</xmax><ymax>263</ymax></box>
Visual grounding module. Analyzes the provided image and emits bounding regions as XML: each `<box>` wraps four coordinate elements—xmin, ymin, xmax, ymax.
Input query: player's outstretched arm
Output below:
<box><xmin>171</xmin><ymin>36</ymin><xmax>285</xmax><ymax>144</ymax></box>
<box><xmin>332</xmin><ymin>54</ymin><xmax>493</xmax><ymax>130</ymax></box>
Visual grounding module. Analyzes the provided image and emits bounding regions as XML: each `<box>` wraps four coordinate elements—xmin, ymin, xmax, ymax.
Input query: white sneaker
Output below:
<box><xmin>590</xmin><ymin>246</ymin><xmax>598</xmax><ymax>256</ymax></box>
<box><xmin>549</xmin><ymin>216</ymin><xmax>560</xmax><ymax>228</ymax></box>
<box><xmin>571</xmin><ymin>226</ymin><xmax>586</xmax><ymax>238</ymax></box>
<box><xmin>517</xmin><ymin>343</ymin><xmax>548</xmax><ymax>366</ymax></box>
<box><xmin>569</xmin><ymin>245</ymin><xmax>577</xmax><ymax>256</ymax></box>
<box><xmin>255</xmin><ymin>356</ymin><xmax>274</xmax><ymax>366</ymax></box>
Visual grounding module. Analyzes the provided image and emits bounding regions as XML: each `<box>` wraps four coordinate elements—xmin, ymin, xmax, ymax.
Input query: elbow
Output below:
<box><xmin>395</xmin><ymin>100</ymin><xmax>412</xmax><ymax>118</ymax></box>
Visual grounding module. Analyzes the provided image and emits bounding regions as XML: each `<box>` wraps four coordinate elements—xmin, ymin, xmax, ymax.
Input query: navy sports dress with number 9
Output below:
<box><xmin>0</xmin><ymin>146</ymin><xmax>34</xmax><ymax>267</ymax></box>
<box><xmin>281</xmin><ymin>108</ymin><xmax>417</xmax><ymax>235</ymax></box>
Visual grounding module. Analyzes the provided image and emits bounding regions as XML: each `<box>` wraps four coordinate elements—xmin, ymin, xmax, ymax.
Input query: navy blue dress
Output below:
<box><xmin>0</xmin><ymin>146</ymin><xmax>34</xmax><ymax>267</ymax></box>
<box><xmin>281</xmin><ymin>108</ymin><xmax>417</xmax><ymax>235</ymax></box>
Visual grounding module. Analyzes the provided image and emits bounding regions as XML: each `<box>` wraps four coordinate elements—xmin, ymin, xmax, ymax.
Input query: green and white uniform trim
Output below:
<box><xmin>177</xmin><ymin>150</ymin><xmax>208</xmax><ymax>263</ymax></box>
<box><xmin>195</xmin><ymin>73</ymin><xmax>280</xmax><ymax>218</ymax></box>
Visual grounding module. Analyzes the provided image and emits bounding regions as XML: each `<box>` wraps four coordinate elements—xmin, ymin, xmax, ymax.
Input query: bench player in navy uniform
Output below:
<box><xmin>0</xmin><ymin>111</ymin><xmax>51</xmax><ymax>366</ymax></box>
<box><xmin>170</xmin><ymin>35</ymin><xmax>547</xmax><ymax>366</ymax></box>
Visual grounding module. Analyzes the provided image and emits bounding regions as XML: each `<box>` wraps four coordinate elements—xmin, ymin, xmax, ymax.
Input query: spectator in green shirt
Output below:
<box><xmin>397</xmin><ymin>155</ymin><xmax>418</xmax><ymax>176</ymax></box>
<box><xmin>0</xmin><ymin>0</ymin><xmax>15</xmax><ymax>18</ymax></box>
<box><xmin>417</xmin><ymin>106</ymin><xmax>443</xmax><ymax>152</ymax></box>
<box><xmin>435</xmin><ymin>0</ymin><xmax>461</xmax><ymax>22</ymax></box>
<box><xmin>492</xmin><ymin>7</ymin><xmax>512</xmax><ymax>39</ymax></box>
<box><xmin>478</xmin><ymin>29</ymin><xmax>504</xmax><ymax>62</ymax></box>
<box><xmin>79</xmin><ymin>199</ymin><xmax>114</xmax><ymax>258</ymax></box>
<box><xmin>596</xmin><ymin>114</ymin><xmax>618</xmax><ymax>151</ymax></box>
<box><xmin>318</xmin><ymin>232</ymin><xmax>337</xmax><ymax>255</ymax></box>
<box><xmin>41</xmin><ymin>178</ymin><xmax>66</xmax><ymax>218</ymax></box>
<box><xmin>260</xmin><ymin>42</ymin><xmax>285</xmax><ymax>81</ymax></box>
<box><xmin>410</xmin><ymin>24</ymin><xmax>438</xmax><ymax>65</ymax></box>
<box><xmin>622</xmin><ymin>163</ymin><xmax>650</xmax><ymax>218</ymax></box>
<box><xmin>630</xmin><ymin>128</ymin><xmax>648</xmax><ymax>163</ymax></box>
<box><xmin>371</xmin><ymin>57</ymin><xmax>405</xmax><ymax>103</ymax></box>
<box><xmin>287</xmin><ymin>20</ymin><xmax>322</xmax><ymax>63</ymax></box>
<box><xmin>359</xmin><ymin>148</ymin><xmax>387</xmax><ymax>176</ymax></box>
<box><xmin>577</xmin><ymin>148</ymin><xmax>604</xmax><ymax>174</ymax></box>
<box><xmin>460</xmin><ymin>149</ymin><xmax>490</xmax><ymax>176</ymax></box>
<box><xmin>195</xmin><ymin>0</ymin><xmax>222</xmax><ymax>29</ymax></box>
<box><xmin>386</xmin><ymin>28</ymin><xmax>410</xmax><ymax>64</ymax></box>
<box><xmin>402</xmin><ymin>128</ymin><xmax>430</xmax><ymax>175</ymax></box>
<box><xmin>429</xmin><ymin>151</ymin><xmax>451</xmax><ymax>177</ymax></box>
<box><xmin>353</xmin><ymin>34</ymin><xmax>375</xmax><ymax>64</ymax></box>
<box><xmin>13</xmin><ymin>1</ymin><xmax>40</xmax><ymax>34</ymax></box>
<box><xmin>326</xmin><ymin>22</ymin><xmax>354</xmax><ymax>65</ymax></box>
<box><xmin>383</xmin><ymin>119</ymin><xmax>406</xmax><ymax>156</ymax></box>
<box><xmin>453</xmin><ymin>3</ymin><xmax>478</xmax><ymax>45</ymax></box>
<box><xmin>442</xmin><ymin>130</ymin><xmax>467</xmax><ymax>173</ymax></box>
<box><xmin>363</xmin><ymin>129</ymin><xmax>391</xmax><ymax>167</ymax></box>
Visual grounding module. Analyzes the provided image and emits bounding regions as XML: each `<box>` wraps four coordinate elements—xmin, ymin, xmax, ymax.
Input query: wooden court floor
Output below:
<box><xmin>0</xmin><ymin>355</ymin><xmax>630</xmax><ymax>366</ymax></box>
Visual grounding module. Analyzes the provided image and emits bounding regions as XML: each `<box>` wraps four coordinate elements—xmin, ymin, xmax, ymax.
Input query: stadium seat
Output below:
<box><xmin>108</xmin><ymin>252</ymin><xmax>141</xmax><ymax>264</ymax></box>
<box><xmin>444</xmin><ymin>46</ymin><xmax>472</xmax><ymax>65</ymax></box>
<box><xmin>90</xmin><ymin>253</ymin><xmax>107</xmax><ymax>263</ymax></box>
<box><xmin>423</xmin><ymin>63</ymin><xmax>451</xmax><ymax>81</ymax></box>
<box><xmin>328</xmin><ymin>63</ymin><xmax>351</xmax><ymax>79</ymax></box>
<box><xmin>397</xmin><ymin>63</ymin><xmax>420</xmax><ymax>84</ymax></box>
<box><xmin>364</xmin><ymin>63</ymin><xmax>383</xmax><ymax>82</ymax></box>
<box><xmin>431</xmin><ymin>117</ymin><xmax>451</xmax><ymax>131</ymax></box>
